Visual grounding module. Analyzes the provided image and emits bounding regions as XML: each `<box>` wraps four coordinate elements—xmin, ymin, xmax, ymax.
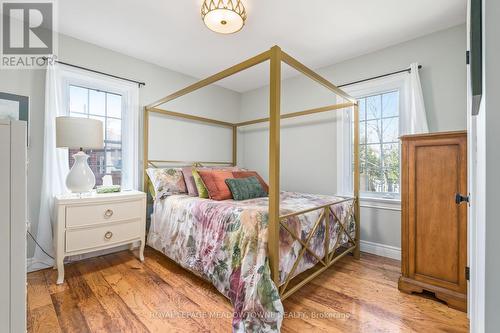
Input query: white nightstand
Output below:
<box><xmin>54</xmin><ymin>190</ymin><xmax>146</xmax><ymax>284</ymax></box>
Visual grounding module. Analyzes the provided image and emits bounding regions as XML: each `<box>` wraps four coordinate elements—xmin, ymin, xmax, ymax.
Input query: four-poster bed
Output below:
<box><xmin>143</xmin><ymin>45</ymin><xmax>360</xmax><ymax>330</ymax></box>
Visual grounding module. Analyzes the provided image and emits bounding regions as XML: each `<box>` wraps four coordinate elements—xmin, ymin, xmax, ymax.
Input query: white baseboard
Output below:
<box><xmin>27</xmin><ymin>241</ymin><xmax>399</xmax><ymax>272</ymax></box>
<box><xmin>27</xmin><ymin>243</ymin><xmax>136</xmax><ymax>273</ymax></box>
<box><xmin>27</xmin><ymin>257</ymin><xmax>53</xmax><ymax>273</ymax></box>
<box><xmin>360</xmin><ymin>240</ymin><xmax>401</xmax><ymax>260</ymax></box>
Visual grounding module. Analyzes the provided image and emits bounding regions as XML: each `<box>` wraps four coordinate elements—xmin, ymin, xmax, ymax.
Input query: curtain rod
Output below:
<box><xmin>338</xmin><ymin>65</ymin><xmax>422</xmax><ymax>88</ymax></box>
<box><xmin>42</xmin><ymin>59</ymin><xmax>419</xmax><ymax>90</ymax></box>
<box><xmin>43</xmin><ymin>57</ymin><xmax>146</xmax><ymax>87</ymax></box>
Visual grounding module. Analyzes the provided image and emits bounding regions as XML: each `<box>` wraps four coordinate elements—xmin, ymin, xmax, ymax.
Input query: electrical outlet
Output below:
<box><xmin>26</xmin><ymin>220</ymin><xmax>31</xmax><ymax>233</ymax></box>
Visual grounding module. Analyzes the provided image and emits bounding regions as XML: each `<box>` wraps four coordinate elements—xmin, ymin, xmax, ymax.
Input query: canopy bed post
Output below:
<box><xmin>232</xmin><ymin>125</ymin><xmax>237</xmax><ymax>167</ymax></box>
<box><xmin>143</xmin><ymin>106</ymin><xmax>149</xmax><ymax>192</ymax></box>
<box><xmin>353</xmin><ymin>102</ymin><xmax>361</xmax><ymax>259</ymax></box>
<box><xmin>268</xmin><ymin>45</ymin><xmax>282</xmax><ymax>284</ymax></box>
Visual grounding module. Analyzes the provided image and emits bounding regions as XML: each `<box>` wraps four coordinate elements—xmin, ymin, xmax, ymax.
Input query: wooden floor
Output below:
<box><xmin>27</xmin><ymin>247</ymin><xmax>469</xmax><ymax>333</ymax></box>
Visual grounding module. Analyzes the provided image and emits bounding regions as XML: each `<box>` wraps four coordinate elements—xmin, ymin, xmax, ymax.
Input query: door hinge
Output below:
<box><xmin>466</xmin><ymin>50</ymin><xmax>470</xmax><ymax>65</ymax></box>
<box><xmin>465</xmin><ymin>266</ymin><xmax>470</xmax><ymax>281</ymax></box>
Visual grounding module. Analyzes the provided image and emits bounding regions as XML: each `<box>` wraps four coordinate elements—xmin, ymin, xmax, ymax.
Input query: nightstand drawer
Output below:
<box><xmin>65</xmin><ymin>220</ymin><xmax>142</xmax><ymax>252</ymax></box>
<box><xmin>65</xmin><ymin>200</ymin><xmax>142</xmax><ymax>228</ymax></box>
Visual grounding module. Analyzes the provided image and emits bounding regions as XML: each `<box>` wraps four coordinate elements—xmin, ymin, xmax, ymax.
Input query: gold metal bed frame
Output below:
<box><xmin>143</xmin><ymin>46</ymin><xmax>360</xmax><ymax>300</ymax></box>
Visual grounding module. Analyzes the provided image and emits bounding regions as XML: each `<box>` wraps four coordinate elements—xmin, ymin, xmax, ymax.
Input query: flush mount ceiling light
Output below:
<box><xmin>201</xmin><ymin>0</ymin><xmax>247</xmax><ymax>34</ymax></box>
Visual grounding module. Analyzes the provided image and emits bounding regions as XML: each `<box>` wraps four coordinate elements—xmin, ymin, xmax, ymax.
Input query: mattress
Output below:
<box><xmin>147</xmin><ymin>191</ymin><xmax>355</xmax><ymax>332</ymax></box>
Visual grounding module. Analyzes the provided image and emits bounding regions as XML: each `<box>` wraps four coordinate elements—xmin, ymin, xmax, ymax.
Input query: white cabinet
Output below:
<box><xmin>0</xmin><ymin>120</ymin><xmax>27</xmax><ymax>333</ymax></box>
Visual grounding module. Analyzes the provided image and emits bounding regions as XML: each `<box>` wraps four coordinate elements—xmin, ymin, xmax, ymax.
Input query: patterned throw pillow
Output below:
<box><xmin>146</xmin><ymin>168</ymin><xmax>187</xmax><ymax>199</ymax></box>
<box><xmin>192</xmin><ymin>168</ymin><xmax>209</xmax><ymax>199</ymax></box>
<box><xmin>232</xmin><ymin>171</ymin><xmax>269</xmax><ymax>193</ymax></box>
<box><xmin>225</xmin><ymin>176</ymin><xmax>268</xmax><ymax>201</ymax></box>
<box><xmin>197</xmin><ymin>170</ymin><xmax>235</xmax><ymax>201</ymax></box>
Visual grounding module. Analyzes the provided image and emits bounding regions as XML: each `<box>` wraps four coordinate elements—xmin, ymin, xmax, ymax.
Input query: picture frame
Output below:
<box><xmin>0</xmin><ymin>92</ymin><xmax>30</xmax><ymax>146</ymax></box>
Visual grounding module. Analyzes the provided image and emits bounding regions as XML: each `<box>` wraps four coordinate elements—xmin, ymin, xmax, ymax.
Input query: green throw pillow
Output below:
<box><xmin>225</xmin><ymin>176</ymin><xmax>268</xmax><ymax>201</ymax></box>
<box><xmin>192</xmin><ymin>169</ymin><xmax>209</xmax><ymax>198</ymax></box>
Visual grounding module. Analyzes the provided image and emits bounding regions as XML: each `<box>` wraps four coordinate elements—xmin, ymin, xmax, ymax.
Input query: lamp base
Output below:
<box><xmin>66</xmin><ymin>151</ymin><xmax>96</xmax><ymax>193</ymax></box>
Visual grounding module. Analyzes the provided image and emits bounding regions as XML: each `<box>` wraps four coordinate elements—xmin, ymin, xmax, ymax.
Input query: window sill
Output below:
<box><xmin>337</xmin><ymin>193</ymin><xmax>401</xmax><ymax>211</ymax></box>
<box><xmin>359</xmin><ymin>196</ymin><xmax>401</xmax><ymax>211</ymax></box>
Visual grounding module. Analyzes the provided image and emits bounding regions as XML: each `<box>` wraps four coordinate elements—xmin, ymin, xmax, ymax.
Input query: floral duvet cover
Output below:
<box><xmin>147</xmin><ymin>191</ymin><xmax>355</xmax><ymax>332</ymax></box>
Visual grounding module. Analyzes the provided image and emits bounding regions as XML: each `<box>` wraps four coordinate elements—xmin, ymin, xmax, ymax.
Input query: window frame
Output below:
<box><xmin>68</xmin><ymin>84</ymin><xmax>124</xmax><ymax>181</ymax></box>
<box><xmin>337</xmin><ymin>73</ymin><xmax>408</xmax><ymax>204</ymax></box>
<box><xmin>59</xmin><ymin>66</ymin><xmax>139</xmax><ymax>190</ymax></box>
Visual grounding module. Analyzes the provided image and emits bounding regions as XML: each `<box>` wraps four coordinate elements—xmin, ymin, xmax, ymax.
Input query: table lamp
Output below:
<box><xmin>56</xmin><ymin>116</ymin><xmax>104</xmax><ymax>193</ymax></box>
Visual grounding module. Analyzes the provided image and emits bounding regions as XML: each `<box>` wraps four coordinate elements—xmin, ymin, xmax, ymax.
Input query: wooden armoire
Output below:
<box><xmin>399</xmin><ymin>131</ymin><xmax>467</xmax><ymax>312</ymax></box>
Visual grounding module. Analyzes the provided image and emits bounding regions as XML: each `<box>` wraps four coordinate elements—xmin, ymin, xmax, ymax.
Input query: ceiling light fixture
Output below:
<box><xmin>201</xmin><ymin>0</ymin><xmax>247</xmax><ymax>34</ymax></box>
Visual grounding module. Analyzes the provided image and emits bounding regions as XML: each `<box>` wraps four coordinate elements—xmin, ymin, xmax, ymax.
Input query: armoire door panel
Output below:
<box><xmin>412</xmin><ymin>144</ymin><xmax>460</xmax><ymax>286</ymax></box>
<box><xmin>399</xmin><ymin>131</ymin><xmax>467</xmax><ymax>312</ymax></box>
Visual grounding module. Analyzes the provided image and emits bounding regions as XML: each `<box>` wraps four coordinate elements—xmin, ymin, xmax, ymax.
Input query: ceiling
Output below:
<box><xmin>57</xmin><ymin>0</ymin><xmax>466</xmax><ymax>92</ymax></box>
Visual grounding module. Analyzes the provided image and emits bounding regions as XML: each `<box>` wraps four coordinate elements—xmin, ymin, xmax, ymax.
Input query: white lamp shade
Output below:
<box><xmin>56</xmin><ymin>116</ymin><xmax>104</xmax><ymax>149</ymax></box>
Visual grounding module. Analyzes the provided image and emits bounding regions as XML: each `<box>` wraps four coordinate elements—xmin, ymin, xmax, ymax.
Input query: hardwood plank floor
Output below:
<box><xmin>28</xmin><ymin>247</ymin><xmax>469</xmax><ymax>332</ymax></box>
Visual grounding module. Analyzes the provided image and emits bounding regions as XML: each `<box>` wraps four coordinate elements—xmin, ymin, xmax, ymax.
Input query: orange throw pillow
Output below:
<box><xmin>197</xmin><ymin>170</ymin><xmax>235</xmax><ymax>201</ymax></box>
<box><xmin>232</xmin><ymin>171</ymin><xmax>269</xmax><ymax>193</ymax></box>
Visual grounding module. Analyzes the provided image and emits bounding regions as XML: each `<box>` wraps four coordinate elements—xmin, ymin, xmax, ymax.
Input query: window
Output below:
<box><xmin>337</xmin><ymin>74</ymin><xmax>407</xmax><ymax>202</ymax></box>
<box><xmin>57</xmin><ymin>65</ymin><xmax>139</xmax><ymax>190</ymax></box>
<box><xmin>68</xmin><ymin>85</ymin><xmax>123</xmax><ymax>186</ymax></box>
<box><xmin>356</xmin><ymin>91</ymin><xmax>400</xmax><ymax>198</ymax></box>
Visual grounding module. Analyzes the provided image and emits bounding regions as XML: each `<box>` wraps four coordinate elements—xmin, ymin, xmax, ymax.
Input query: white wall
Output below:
<box><xmin>0</xmin><ymin>69</ymin><xmax>45</xmax><ymax>259</ymax></box>
<box><xmin>0</xmin><ymin>33</ymin><xmax>240</xmax><ymax>258</ymax></box>
<box><xmin>237</xmin><ymin>24</ymin><xmax>467</xmax><ymax>251</ymax></box>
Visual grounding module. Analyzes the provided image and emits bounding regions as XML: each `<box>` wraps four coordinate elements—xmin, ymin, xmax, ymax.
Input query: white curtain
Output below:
<box><xmin>120</xmin><ymin>85</ymin><xmax>140</xmax><ymax>190</ymax></box>
<box><xmin>336</xmin><ymin>63</ymin><xmax>429</xmax><ymax>196</ymax></box>
<box><xmin>402</xmin><ymin>62</ymin><xmax>429</xmax><ymax>134</ymax></box>
<box><xmin>31</xmin><ymin>63</ymin><xmax>69</xmax><ymax>270</ymax></box>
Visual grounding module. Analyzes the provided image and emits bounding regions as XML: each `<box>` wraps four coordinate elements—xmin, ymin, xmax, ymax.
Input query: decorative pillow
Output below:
<box><xmin>232</xmin><ymin>171</ymin><xmax>269</xmax><ymax>193</ymax></box>
<box><xmin>182</xmin><ymin>167</ymin><xmax>199</xmax><ymax>196</ymax></box>
<box><xmin>212</xmin><ymin>166</ymin><xmax>241</xmax><ymax>171</ymax></box>
<box><xmin>192</xmin><ymin>168</ymin><xmax>209</xmax><ymax>199</ymax></box>
<box><xmin>225</xmin><ymin>176</ymin><xmax>268</xmax><ymax>201</ymax></box>
<box><xmin>183</xmin><ymin>166</ymin><xmax>241</xmax><ymax>197</ymax></box>
<box><xmin>197</xmin><ymin>170</ymin><xmax>234</xmax><ymax>201</ymax></box>
<box><xmin>146</xmin><ymin>168</ymin><xmax>187</xmax><ymax>199</ymax></box>
<box><xmin>148</xmin><ymin>182</ymin><xmax>156</xmax><ymax>198</ymax></box>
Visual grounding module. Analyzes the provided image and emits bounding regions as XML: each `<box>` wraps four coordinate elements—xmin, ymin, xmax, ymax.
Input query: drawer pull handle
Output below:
<box><xmin>104</xmin><ymin>209</ymin><xmax>114</xmax><ymax>218</ymax></box>
<box><xmin>104</xmin><ymin>231</ymin><xmax>113</xmax><ymax>240</ymax></box>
